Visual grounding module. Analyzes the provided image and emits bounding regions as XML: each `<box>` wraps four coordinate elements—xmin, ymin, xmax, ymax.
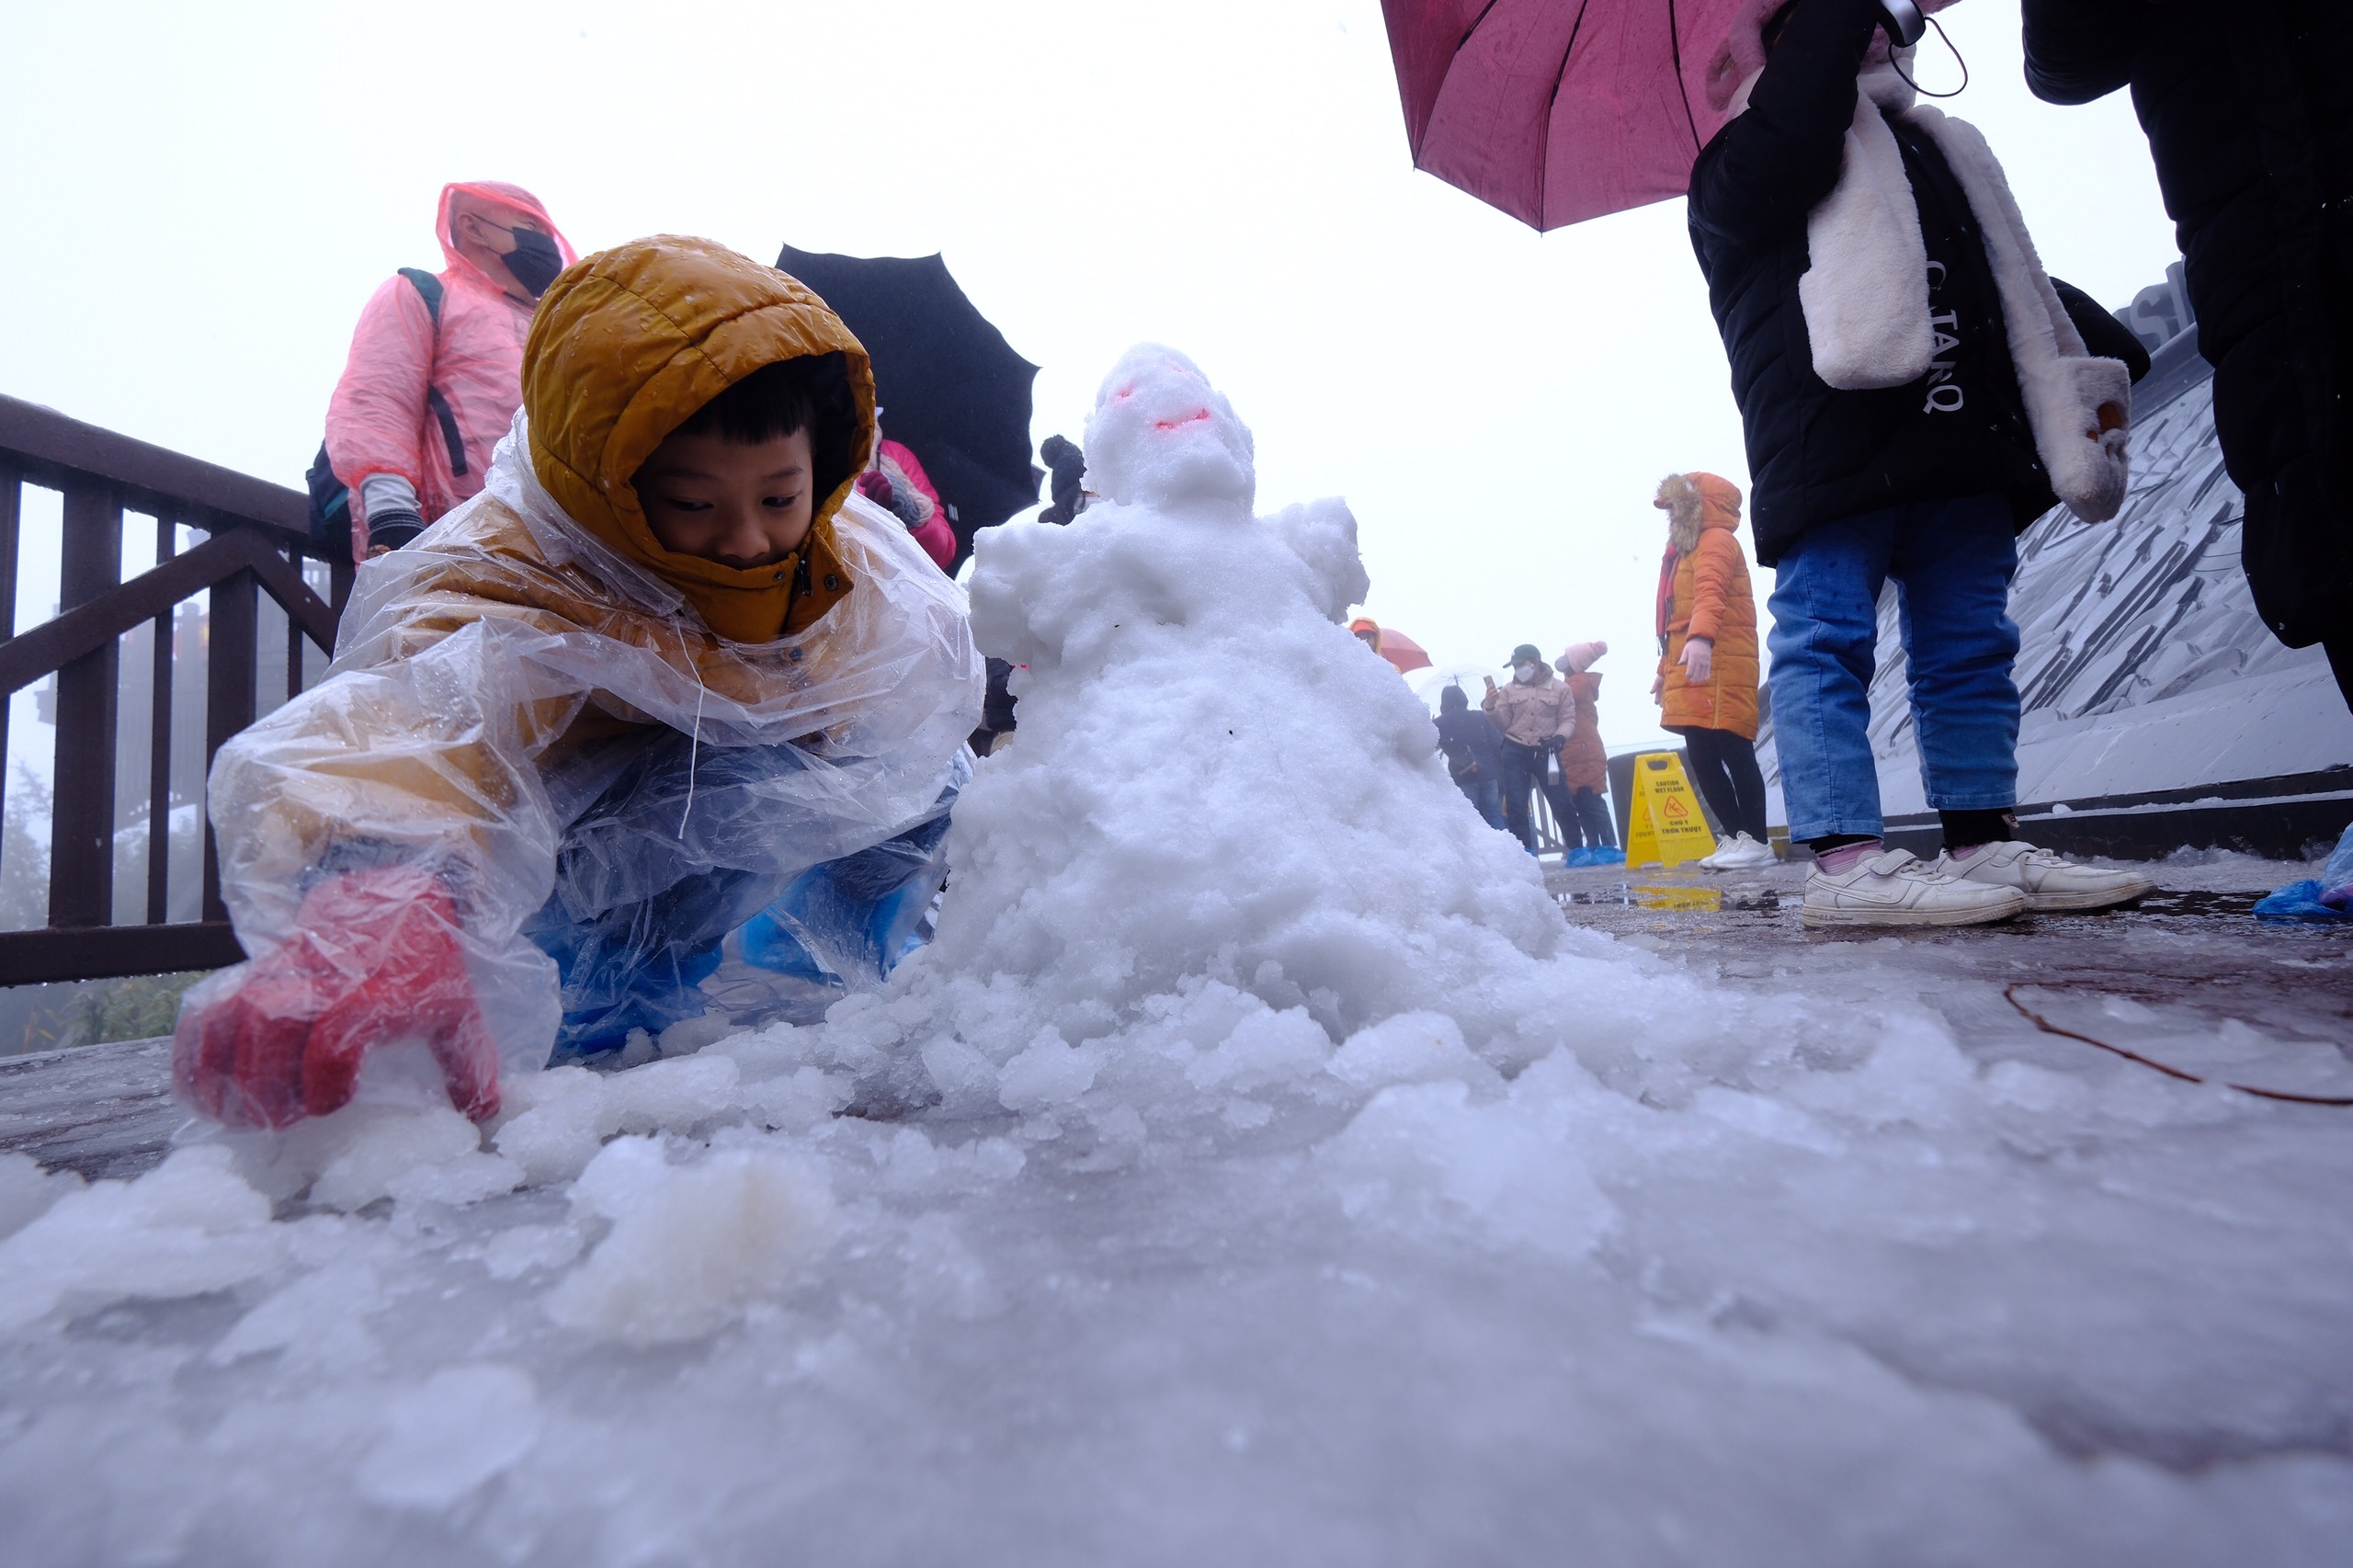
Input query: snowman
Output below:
<box><xmin>904</xmin><ymin>345</ymin><xmax>1569</xmax><ymax>1059</ymax></box>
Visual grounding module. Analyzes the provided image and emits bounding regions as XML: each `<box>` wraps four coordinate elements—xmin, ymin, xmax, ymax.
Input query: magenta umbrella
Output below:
<box><xmin>1380</xmin><ymin>0</ymin><xmax>1754</xmax><ymax>231</ymax></box>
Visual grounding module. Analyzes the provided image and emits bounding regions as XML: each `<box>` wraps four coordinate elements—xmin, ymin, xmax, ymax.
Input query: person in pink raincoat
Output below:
<box><xmin>324</xmin><ymin>181</ymin><xmax>575</xmax><ymax>562</ymax></box>
<box><xmin>856</xmin><ymin>432</ymin><xmax>958</xmax><ymax>571</ymax></box>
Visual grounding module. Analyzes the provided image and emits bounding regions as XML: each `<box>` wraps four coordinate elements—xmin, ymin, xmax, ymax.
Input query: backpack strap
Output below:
<box><xmin>397</xmin><ymin>267</ymin><xmax>445</xmax><ymax>326</ymax></box>
<box><xmin>394</xmin><ymin>267</ymin><xmax>464</xmax><ymax>478</ymax></box>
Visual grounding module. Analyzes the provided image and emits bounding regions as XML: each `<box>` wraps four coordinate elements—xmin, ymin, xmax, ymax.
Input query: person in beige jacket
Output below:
<box><xmin>1482</xmin><ymin>642</ymin><xmax>1580</xmax><ymax>854</ymax></box>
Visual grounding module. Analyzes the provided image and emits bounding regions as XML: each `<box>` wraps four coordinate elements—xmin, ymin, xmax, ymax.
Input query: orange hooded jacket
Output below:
<box><xmin>1654</xmin><ymin>472</ymin><xmax>1761</xmax><ymax>739</ymax></box>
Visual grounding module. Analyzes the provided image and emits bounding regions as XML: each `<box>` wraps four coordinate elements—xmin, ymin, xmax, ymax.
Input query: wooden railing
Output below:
<box><xmin>0</xmin><ymin>394</ymin><xmax>350</xmax><ymax>985</ymax></box>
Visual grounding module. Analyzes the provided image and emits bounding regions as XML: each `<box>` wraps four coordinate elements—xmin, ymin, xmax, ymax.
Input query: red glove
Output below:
<box><xmin>175</xmin><ymin>865</ymin><xmax>500</xmax><ymax>1129</ymax></box>
<box><xmin>855</xmin><ymin>471</ymin><xmax>895</xmax><ymax>507</ymax></box>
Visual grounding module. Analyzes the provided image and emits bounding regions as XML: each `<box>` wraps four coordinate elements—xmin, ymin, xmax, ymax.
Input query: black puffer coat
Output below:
<box><xmin>1688</xmin><ymin>0</ymin><xmax>2142</xmax><ymax>567</ymax></box>
<box><xmin>2024</xmin><ymin>0</ymin><xmax>2353</xmax><ymax>651</ymax></box>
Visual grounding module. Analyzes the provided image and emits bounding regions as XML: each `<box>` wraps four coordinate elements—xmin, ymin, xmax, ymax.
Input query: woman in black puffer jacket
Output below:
<box><xmin>2023</xmin><ymin>0</ymin><xmax>2353</xmax><ymax>705</ymax></box>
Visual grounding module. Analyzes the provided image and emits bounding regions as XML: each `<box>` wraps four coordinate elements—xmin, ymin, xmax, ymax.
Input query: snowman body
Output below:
<box><xmin>938</xmin><ymin>347</ymin><xmax>1563</xmax><ymax>1050</ymax></box>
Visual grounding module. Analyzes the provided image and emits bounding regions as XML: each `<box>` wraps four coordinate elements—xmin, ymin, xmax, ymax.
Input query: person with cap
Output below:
<box><xmin>1482</xmin><ymin>643</ymin><xmax>1581</xmax><ymax>855</ymax></box>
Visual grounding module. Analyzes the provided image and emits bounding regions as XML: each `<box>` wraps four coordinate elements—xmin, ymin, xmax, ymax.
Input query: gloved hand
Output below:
<box><xmin>855</xmin><ymin>471</ymin><xmax>896</xmax><ymax>507</ymax></box>
<box><xmin>366</xmin><ymin>508</ymin><xmax>427</xmax><ymax>553</ymax></box>
<box><xmin>174</xmin><ymin>864</ymin><xmax>500</xmax><ymax>1128</ymax></box>
<box><xmin>1680</xmin><ymin>636</ymin><xmax>1713</xmax><ymax>684</ymax></box>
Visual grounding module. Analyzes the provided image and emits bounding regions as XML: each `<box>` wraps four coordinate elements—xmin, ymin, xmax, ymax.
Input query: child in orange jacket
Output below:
<box><xmin>177</xmin><ymin>238</ymin><xmax>981</xmax><ymax>1130</ymax></box>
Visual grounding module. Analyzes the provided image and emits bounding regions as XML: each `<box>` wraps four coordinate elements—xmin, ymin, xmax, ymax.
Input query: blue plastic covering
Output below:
<box><xmin>2256</xmin><ymin>823</ymin><xmax>2353</xmax><ymax>922</ymax></box>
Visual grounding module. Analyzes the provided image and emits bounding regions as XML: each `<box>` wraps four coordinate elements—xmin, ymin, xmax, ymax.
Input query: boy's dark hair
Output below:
<box><xmin>667</xmin><ymin>353</ymin><xmax>861</xmax><ymax>510</ymax></box>
<box><xmin>1760</xmin><ymin>0</ymin><xmax>1803</xmax><ymax>55</ymax></box>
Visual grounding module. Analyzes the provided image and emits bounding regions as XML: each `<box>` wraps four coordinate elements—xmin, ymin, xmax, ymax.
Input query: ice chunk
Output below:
<box><xmin>309</xmin><ymin>1106</ymin><xmax>522</xmax><ymax>1211</ymax></box>
<box><xmin>997</xmin><ymin>1028</ymin><xmax>1103</xmax><ymax>1111</ymax></box>
<box><xmin>0</xmin><ymin>1146</ymin><xmax>278</xmax><ymax>1332</ymax></box>
<box><xmin>0</xmin><ymin>1152</ymin><xmax>82</xmax><ymax>1241</ymax></box>
<box><xmin>1320</xmin><ymin>1072</ymin><xmax>1616</xmax><ymax>1257</ymax></box>
<box><xmin>494</xmin><ymin>1053</ymin><xmax>743</xmax><ymax>1186</ymax></box>
<box><xmin>1326</xmin><ymin>1010</ymin><xmax>1495</xmax><ymax>1092</ymax></box>
<box><xmin>544</xmin><ymin>1137</ymin><xmax>835</xmax><ymax>1344</ymax></box>
<box><xmin>1186</xmin><ymin>1005</ymin><xmax>1332</xmax><ymax>1093</ymax></box>
<box><xmin>208</xmin><ymin>1261</ymin><xmax>385</xmax><ymax>1369</ymax></box>
<box><xmin>355</xmin><ymin>1363</ymin><xmax>542</xmax><ymax>1508</ymax></box>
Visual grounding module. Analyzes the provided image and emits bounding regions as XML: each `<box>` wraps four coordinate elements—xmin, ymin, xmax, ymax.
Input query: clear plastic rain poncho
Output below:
<box><xmin>180</xmin><ymin>413</ymin><xmax>981</xmax><ymax>1123</ymax></box>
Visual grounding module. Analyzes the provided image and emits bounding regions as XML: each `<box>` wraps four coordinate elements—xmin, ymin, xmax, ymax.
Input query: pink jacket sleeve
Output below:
<box><xmin>324</xmin><ymin>278</ymin><xmax>438</xmax><ymax>521</ymax></box>
<box><xmin>882</xmin><ymin>440</ymin><xmax>958</xmax><ymax>571</ymax></box>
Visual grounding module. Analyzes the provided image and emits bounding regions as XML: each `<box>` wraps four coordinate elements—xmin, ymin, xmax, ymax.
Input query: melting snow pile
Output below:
<box><xmin>5</xmin><ymin>347</ymin><xmax>2353</xmax><ymax>1566</ymax></box>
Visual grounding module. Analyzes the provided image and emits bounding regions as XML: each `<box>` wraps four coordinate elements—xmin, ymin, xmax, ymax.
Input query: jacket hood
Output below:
<box><xmin>1438</xmin><ymin>683</ymin><xmax>1468</xmax><ymax>711</ymax></box>
<box><xmin>522</xmin><ymin>235</ymin><xmax>878</xmax><ymax>642</ymax></box>
<box><xmin>1659</xmin><ymin>472</ymin><xmax>1745</xmax><ymax>552</ymax></box>
<box><xmin>437</xmin><ymin>181</ymin><xmax>575</xmax><ymax>296</ymax></box>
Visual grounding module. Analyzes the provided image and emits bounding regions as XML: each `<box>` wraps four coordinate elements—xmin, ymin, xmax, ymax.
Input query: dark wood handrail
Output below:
<box><xmin>0</xmin><ymin>393</ymin><xmax>310</xmax><ymax>542</ymax></box>
<box><xmin>0</xmin><ymin>398</ymin><xmax>346</xmax><ymax>987</ymax></box>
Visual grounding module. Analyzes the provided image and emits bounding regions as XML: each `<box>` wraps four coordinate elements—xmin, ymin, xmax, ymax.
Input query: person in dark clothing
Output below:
<box><xmin>2021</xmin><ymin>0</ymin><xmax>2353</xmax><ymax>707</ymax></box>
<box><xmin>1435</xmin><ymin>683</ymin><xmax>1507</xmax><ymax>831</ymax></box>
<box><xmin>973</xmin><ymin>437</ymin><xmax>1095</xmax><ymax>755</ymax></box>
<box><xmin>1682</xmin><ymin>727</ymin><xmax>1773</xmax><ymax>845</ymax></box>
<box><xmin>1038</xmin><ymin>433</ymin><xmax>1091</xmax><ymax>527</ymax></box>
<box><xmin>1691</xmin><ymin>0</ymin><xmax>2156</xmax><ymax>926</ymax></box>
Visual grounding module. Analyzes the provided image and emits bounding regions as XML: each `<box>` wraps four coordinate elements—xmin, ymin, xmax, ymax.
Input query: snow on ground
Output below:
<box><xmin>4</xmin><ymin>349</ymin><xmax>2352</xmax><ymax>1565</ymax></box>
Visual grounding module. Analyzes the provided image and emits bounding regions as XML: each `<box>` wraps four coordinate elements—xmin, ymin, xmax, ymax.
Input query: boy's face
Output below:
<box><xmin>634</xmin><ymin>428</ymin><xmax>817</xmax><ymax>570</ymax></box>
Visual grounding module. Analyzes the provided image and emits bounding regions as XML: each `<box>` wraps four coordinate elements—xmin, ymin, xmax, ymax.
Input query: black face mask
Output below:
<box><xmin>499</xmin><ymin>228</ymin><xmax>564</xmax><ymax>298</ymax></box>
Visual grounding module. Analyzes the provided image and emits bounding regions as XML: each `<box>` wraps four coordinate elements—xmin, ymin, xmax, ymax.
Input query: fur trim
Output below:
<box><xmin>1906</xmin><ymin>110</ymin><xmax>2131</xmax><ymax>520</ymax></box>
<box><xmin>1801</xmin><ymin>65</ymin><xmax>1930</xmax><ymax>390</ymax></box>
<box><xmin>1657</xmin><ymin>473</ymin><xmax>1705</xmax><ymax>552</ymax></box>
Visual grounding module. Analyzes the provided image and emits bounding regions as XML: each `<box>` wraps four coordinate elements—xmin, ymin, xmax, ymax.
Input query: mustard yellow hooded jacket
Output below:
<box><xmin>199</xmin><ymin>237</ymin><xmax>983</xmax><ymax>1067</ymax></box>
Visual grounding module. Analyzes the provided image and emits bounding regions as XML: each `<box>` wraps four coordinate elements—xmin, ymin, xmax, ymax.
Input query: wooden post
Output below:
<box><xmin>199</xmin><ymin>564</ymin><xmax>256</xmax><ymax>925</ymax></box>
<box><xmin>51</xmin><ymin>482</ymin><xmax>123</xmax><ymax>927</ymax></box>
<box><xmin>147</xmin><ymin>511</ymin><xmax>177</xmax><ymax>924</ymax></box>
<box><xmin>0</xmin><ymin>464</ymin><xmax>19</xmax><ymax>871</ymax></box>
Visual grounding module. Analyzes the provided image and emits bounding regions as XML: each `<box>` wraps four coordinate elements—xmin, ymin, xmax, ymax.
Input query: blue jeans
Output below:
<box><xmin>1456</xmin><ymin>771</ymin><xmax>1505</xmax><ymax>831</ymax></box>
<box><xmin>1766</xmin><ymin>494</ymin><xmax>2021</xmax><ymax>841</ymax></box>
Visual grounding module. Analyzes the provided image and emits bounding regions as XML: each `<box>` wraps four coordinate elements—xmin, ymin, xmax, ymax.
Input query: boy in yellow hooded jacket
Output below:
<box><xmin>175</xmin><ymin>237</ymin><xmax>983</xmax><ymax>1129</ymax></box>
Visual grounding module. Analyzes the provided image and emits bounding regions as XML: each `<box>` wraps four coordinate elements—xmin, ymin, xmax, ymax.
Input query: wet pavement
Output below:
<box><xmin>1546</xmin><ymin>849</ymin><xmax>2353</xmax><ymax>1102</ymax></box>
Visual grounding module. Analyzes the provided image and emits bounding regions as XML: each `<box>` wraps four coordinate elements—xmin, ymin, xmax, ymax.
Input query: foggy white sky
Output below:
<box><xmin>0</xmin><ymin>0</ymin><xmax>2175</xmax><ymax>756</ymax></box>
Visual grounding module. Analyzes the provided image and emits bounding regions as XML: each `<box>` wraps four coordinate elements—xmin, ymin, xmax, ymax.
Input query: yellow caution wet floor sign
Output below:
<box><xmin>1623</xmin><ymin>751</ymin><xmax>1719</xmax><ymax>869</ymax></box>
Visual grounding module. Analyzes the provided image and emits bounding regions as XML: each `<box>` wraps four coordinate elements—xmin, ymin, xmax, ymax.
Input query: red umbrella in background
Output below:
<box><xmin>1379</xmin><ymin>0</ymin><xmax>1752</xmax><ymax>231</ymax></box>
<box><xmin>1350</xmin><ymin>618</ymin><xmax>1435</xmax><ymax>675</ymax></box>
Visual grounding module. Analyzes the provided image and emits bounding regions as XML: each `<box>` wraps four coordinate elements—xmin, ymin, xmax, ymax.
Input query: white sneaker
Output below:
<box><xmin>1704</xmin><ymin>832</ymin><xmax>1779</xmax><ymax>871</ymax></box>
<box><xmin>1801</xmin><ymin>847</ymin><xmax>2028</xmax><ymax>928</ymax></box>
<box><xmin>1937</xmin><ymin>840</ymin><xmax>2156</xmax><ymax>912</ymax></box>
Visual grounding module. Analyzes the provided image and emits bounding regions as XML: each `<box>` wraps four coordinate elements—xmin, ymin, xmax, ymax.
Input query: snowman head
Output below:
<box><xmin>1083</xmin><ymin>345</ymin><xmax>1255</xmax><ymax>512</ymax></box>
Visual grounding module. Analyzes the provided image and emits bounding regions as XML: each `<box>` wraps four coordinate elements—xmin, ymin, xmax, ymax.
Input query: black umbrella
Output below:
<box><xmin>776</xmin><ymin>244</ymin><xmax>1040</xmax><ymax>568</ymax></box>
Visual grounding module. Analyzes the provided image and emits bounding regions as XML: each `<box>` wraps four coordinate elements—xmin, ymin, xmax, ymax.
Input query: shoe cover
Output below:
<box><xmin>2256</xmin><ymin>822</ymin><xmax>2353</xmax><ymax>921</ymax></box>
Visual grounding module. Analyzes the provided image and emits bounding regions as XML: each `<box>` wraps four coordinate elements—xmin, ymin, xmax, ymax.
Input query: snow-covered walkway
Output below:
<box><xmin>6</xmin><ymin>350</ymin><xmax>2350</xmax><ymax>1565</ymax></box>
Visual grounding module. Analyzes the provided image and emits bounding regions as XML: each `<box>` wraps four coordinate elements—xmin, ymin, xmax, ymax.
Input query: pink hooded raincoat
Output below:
<box><xmin>324</xmin><ymin>182</ymin><xmax>575</xmax><ymax>562</ymax></box>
